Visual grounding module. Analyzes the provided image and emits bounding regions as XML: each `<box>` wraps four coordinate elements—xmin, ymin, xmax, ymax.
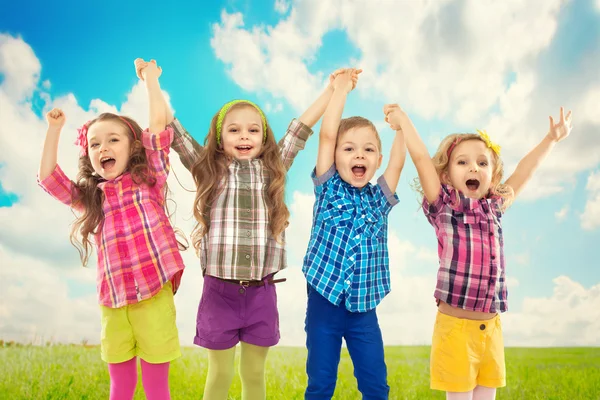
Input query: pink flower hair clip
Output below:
<box><xmin>75</xmin><ymin>121</ymin><xmax>91</xmax><ymax>157</ymax></box>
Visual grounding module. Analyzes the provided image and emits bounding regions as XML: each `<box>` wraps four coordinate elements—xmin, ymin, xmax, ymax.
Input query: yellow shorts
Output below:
<box><xmin>100</xmin><ymin>282</ymin><xmax>181</xmax><ymax>364</ymax></box>
<box><xmin>430</xmin><ymin>311</ymin><xmax>506</xmax><ymax>392</ymax></box>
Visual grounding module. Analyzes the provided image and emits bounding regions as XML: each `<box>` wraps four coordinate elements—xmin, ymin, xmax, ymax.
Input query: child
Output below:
<box><xmin>302</xmin><ymin>69</ymin><xmax>407</xmax><ymax>399</ymax></box>
<box><xmin>384</xmin><ymin>103</ymin><xmax>573</xmax><ymax>400</ymax></box>
<box><xmin>38</xmin><ymin>61</ymin><xmax>184</xmax><ymax>400</ymax></box>
<box><xmin>135</xmin><ymin>59</ymin><xmax>359</xmax><ymax>399</ymax></box>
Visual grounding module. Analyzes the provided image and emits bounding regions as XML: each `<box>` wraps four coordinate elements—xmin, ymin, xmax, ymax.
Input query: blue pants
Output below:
<box><xmin>304</xmin><ymin>285</ymin><xmax>389</xmax><ymax>400</ymax></box>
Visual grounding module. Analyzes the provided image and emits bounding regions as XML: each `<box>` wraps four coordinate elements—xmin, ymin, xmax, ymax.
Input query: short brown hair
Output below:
<box><xmin>337</xmin><ymin>116</ymin><xmax>382</xmax><ymax>150</ymax></box>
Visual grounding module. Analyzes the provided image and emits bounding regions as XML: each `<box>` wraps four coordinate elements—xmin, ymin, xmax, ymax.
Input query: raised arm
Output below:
<box><xmin>384</xmin><ymin>103</ymin><xmax>440</xmax><ymax>204</ymax></box>
<box><xmin>136</xmin><ymin>59</ymin><xmax>167</xmax><ymax>134</ymax></box>
<box><xmin>39</xmin><ymin>108</ymin><xmax>66</xmax><ymax>181</ymax></box>
<box><xmin>298</xmin><ymin>68</ymin><xmax>361</xmax><ymax>128</ymax></box>
<box><xmin>135</xmin><ymin>58</ymin><xmax>202</xmax><ymax>172</ymax></box>
<box><xmin>505</xmin><ymin>107</ymin><xmax>573</xmax><ymax>198</ymax></box>
<box><xmin>316</xmin><ymin>70</ymin><xmax>355</xmax><ymax>177</ymax></box>
<box><xmin>381</xmin><ymin>129</ymin><xmax>406</xmax><ymax>193</ymax></box>
<box><xmin>135</xmin><ymin>58</ymin><xmax>175</xmax><ymax>126</ymax></box>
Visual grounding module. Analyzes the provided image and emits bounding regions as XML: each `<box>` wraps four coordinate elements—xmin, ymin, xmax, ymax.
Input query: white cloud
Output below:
<box><xmin>210</xmin><ymin>0</ymin><xmax>600</xmax><ymax>202</ymax></box>
<box><xmin>0</xmin><ymin>34</ymin><xmax>40</xmax><ymax>101</ymax></box>
<box><xmin>581</xmin><ymin>170</ymin><xmax>600</xmax><ymax>230</ymax></box>
<box><xmin>274</xmin><ymin>0</ymin><xmax>290</xmax><ymax>14</ymax></box>
<box><xmin>503</xmin><ymin>276</ymin><xmax>600</xmax><ymax>346</ymax></box>
<box><xmin>555</xmin><ymin>205</ymin><xmax>569</xmax><ymax>221</ymax></box>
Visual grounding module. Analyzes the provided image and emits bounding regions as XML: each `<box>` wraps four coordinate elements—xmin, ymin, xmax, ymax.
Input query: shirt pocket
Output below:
<box><xmin>452</xmin><ymin>211</ymin><xmax>480</xmax><ymax>225</ymax></box>
<box><xmin>320</xmin><ymin>196</ymin><xmax>354</xmax><ymax>227</ymax></box>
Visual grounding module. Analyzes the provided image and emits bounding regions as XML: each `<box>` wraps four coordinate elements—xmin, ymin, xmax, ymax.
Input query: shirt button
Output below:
<box><xmin>246</xmin><ymin>209</ymin><xmax>251</xmax><ymax>213</ymax></box>
<box><xmin>489</xmin><ymin>232</ymin><xmax>494</xmax><ymax>236</ymax></box>
<box><xmin>480</xmin><ymin>324</ymin><xmax>486</xmax><ymax>331</ymax></box>
<box><xmin>246</xmin><ymin>231</ymin><xmax>251</xmax><ymax>237</ymax></box>
<box><xmin>338</xmin><ymin>205</ymin><xmax>342</xmax><ymax>209</ymax></box>
<box><xmin>361</xmin><ymin>214</ymin><xmax>365</xmax><ymax>218</ymax></box>
<box><xmin>345</xmin><ymin>280</ymin><xmax>350</xmax><ymax>285</ymax></box>
<box><xmin>355</xmin><ymin>235</ymin><xmax>360</xmax><ymax>240</ymax></box>
<box><xmin>491</xmin><ymin>256</ymin><xmax>496</xmax><ymax>260</ymax></box>
<box><xmin>349</xmin><ymin>257</ymin><xmax>354</xmax><ymax>262</ymax></box>
<box><xmin>245</xmin><ymin>254</ymin><xmax>250</xmax><ymax>259</ymax></box>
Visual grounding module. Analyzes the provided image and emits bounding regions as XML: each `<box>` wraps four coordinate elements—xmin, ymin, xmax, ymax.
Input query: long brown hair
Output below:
<box><xmin>414</xmin><ymin>133</ymin><xmax>514</xmax><ymax>209</ymax></box>
<box><xmin>69</xmin><ymin>113</ymin><xmax>186</xmax><ymax>265</ymax></box>
<box><xmin>190</xmin><ymin>103</ymin><xmax>289</xmax><ymax>253</ymax></box>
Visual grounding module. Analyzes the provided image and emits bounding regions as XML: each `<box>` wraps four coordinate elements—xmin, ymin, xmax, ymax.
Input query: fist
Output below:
<box><xmin>46</xmin><ymin>108</ymin><xmax>66</xmax><ymax>129</ymax></box>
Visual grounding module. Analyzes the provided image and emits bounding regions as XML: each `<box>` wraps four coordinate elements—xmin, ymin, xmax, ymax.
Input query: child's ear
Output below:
<box><xmin>130</xmin><ymin>140</ymin><xmax>142</xmax><ymax>155</ymax></box>
<box><xmin>377</xmin><ymin>154</ymin><xmax>383</xmax><ymax>169</ymax></box>
<box><xmin>441</xmin><ymin>170</ymin><xmax>450</xmax><ymax>184</ymax></box>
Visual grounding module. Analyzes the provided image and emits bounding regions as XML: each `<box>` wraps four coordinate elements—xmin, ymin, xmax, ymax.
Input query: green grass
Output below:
<box><xmin>1</xmin><ymin>345</ymin><xmax>599</xmax><ymax>399</ymax></box>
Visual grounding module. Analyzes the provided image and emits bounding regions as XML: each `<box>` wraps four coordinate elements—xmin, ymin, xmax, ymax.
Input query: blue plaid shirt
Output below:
<box><xmin>302</xmin><ymin>164</ymin><xmax>399</xmax><ymax>312</ymax></box>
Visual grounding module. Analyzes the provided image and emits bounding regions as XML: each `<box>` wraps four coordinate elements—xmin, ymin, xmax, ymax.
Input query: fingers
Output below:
<box><xmin>549</xmin><ymin>115</ymin><xmax>555</xmax><ymax>128</ymax></box>
<box><xmin>565</xmin><ymin>110</ymin><xmax>572</xmax><ymax>123</ymax></box>
<box><xmin>383</xmin><ymin>103</ymin><xmax>400</xmax><ymax>116</ymax></box>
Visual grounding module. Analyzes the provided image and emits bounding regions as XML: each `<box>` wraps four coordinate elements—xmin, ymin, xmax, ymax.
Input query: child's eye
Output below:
<box><xmin>457</xmin><ymin>160</ymin><xmax>466</xmax><ymax>165</ymax></box>
<box><xmin>90</xmin><ymin>143</ymin><xmax>98</xmax><ymax>148</ymax></box>
<box><xmin>110</xmin><ymin>138</ymin><xmax>119</xmax><ymax>143</ymax></box>
<box><xmin>344</xmin><ymin>147</ymin><xmax>353</xmax><ymax>152</ymax></box>
<box><xmin>366</xmin><ymin>148</ymin><xmax>375</xmax><ymax>152</ymax></box>
<box><xmin>479</xmin><ymin>161</ymin><xmax>488</xmax><ymax>167</ymax></box>
<box><xmin>229</xmin><ymin>128</ymin><xmax>238</xmax><ymax>133</ymax></box>
<box><xmin>250</xmin><ymin>128</ymin><xmax>260</xmax><ymax>133</ymax></box>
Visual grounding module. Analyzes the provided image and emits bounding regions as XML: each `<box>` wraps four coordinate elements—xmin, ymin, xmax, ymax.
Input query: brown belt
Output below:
<box><xmin>214</xmin><ymin>277</ymin><xmax>287</xmax><ymax>287</ymax></box>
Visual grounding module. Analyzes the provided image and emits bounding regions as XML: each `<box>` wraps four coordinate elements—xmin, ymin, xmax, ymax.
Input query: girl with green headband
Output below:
<box><xmin>136</xmin><ymin>59</ymin><xmax>360</xmax><ymax>400</ymax></box>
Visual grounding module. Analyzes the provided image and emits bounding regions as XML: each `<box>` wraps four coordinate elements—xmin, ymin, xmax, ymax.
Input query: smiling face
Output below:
<box><xmin>220</xmin><ymin>105</ymin><xmax>264</xmax><ymax>160</ymax></box>
<box><xmin>334</xmin><ymin>126</ymin><xmax>383</xmax><ymax>188</ymax></box>
<box><xmin>445</xmin><ymin>139</ymin><xmax>494</xmax><ymax>199</ymax></box>
<box><xmin>87</xmin><ymin>120</ymin><xmax>133</xmax><ymax>180</ymax></box>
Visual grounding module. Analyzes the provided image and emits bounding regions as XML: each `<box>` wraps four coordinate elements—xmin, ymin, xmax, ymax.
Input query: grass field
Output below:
<box><xmin>1</xmin><ymin>345</ymin><xmax>599</xmax><ymax>399</ymax></box>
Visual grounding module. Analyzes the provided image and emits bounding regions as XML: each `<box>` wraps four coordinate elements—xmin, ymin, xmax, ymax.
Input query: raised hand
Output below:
<box><xmin>329</xmin><ymin>68</ymin><xmax>362</xmax><ymax>90</ymax></box>
<box><xmin>547</xmin><ymin>106</ymin><xmax>573</xmax><ymax>143</ymax></box>
<box><xmin>46</xmin><ymin>108</ymin><xmax>66</xmax><ymax>130</ymax></box>
<box><xmin>383</xmin><ymin>103</ymin><xmax>408</xmax><ymax>131</ymax></box>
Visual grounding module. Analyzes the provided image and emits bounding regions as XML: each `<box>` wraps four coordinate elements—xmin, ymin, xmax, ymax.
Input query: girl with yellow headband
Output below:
<box><xmin>135</xmin><ymin>59</ymin><xmax>360</xmax><ymax>400</ymax></box>
<box><xmin>384</xmin><ymin>104</ymin><xmax>572</xmax><ymax>400</ymax></box>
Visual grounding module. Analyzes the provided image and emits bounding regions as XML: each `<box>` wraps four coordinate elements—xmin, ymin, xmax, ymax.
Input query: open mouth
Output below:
<box><xmin>235</xmin><ymin>145</ymin><xmax>254</xmax><ymax>154</ymax></box>
<box><xmin>100</xmin><ymin>156</ymin><xmax>116</xmax><ymax>170</ymax></box>
<box><xmin>466</xmin><ymin>179</ymin><xmax>480</xmax><ymax>191</ymax></box>
<box><xmin>351</xmin><ymin>164</ymin><xmax>367</xmax><ymax>178</ymax></box>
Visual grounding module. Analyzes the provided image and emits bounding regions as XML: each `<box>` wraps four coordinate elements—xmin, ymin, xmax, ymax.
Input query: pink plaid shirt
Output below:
<box><xmin>423</xmin><ymin>184</ymin><xmax>507</xmax><ymax>313</ymax></box>
<box><xmin>38</xmin><ymin>127</ymin><xmax>185</xmax><ymax>308</ymax></box>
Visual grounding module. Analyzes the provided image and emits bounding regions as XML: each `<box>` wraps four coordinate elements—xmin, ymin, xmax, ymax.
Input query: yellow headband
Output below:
<box><xmin>216</xmin><ymin>100</ymin><xmax>267</xmax><ymax>145</ymax></box>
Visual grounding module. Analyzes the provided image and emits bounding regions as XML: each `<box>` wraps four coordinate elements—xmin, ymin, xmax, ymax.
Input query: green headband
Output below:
<box><xmin>216</xmin><ymin>100</ymin><xmax>267</xmax><ymax>145</ymax></box>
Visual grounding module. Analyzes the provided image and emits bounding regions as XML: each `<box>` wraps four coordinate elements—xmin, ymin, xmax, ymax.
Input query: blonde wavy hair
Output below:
<box><xmin>414</xmin><ymin>133</ymin><xmax>514</xmax><ymax>209</ymax></box>
<box><xmin>190</xmin><ymin>102</ymin><xmax>289</xmax><ymax>253</ymax></box>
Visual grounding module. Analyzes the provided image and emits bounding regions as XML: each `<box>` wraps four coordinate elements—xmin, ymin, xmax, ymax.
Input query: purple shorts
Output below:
<box><xmin>194</xmin><ymin>275</ymin><xmax>280</xmax><ymax>350</ymax></box>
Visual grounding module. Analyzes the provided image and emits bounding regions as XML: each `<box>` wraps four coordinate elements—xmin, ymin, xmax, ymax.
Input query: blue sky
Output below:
<box><xmin>1</xmin><ymin>0</ymin><xmax>599</xmax><ymax>346</ymax></box>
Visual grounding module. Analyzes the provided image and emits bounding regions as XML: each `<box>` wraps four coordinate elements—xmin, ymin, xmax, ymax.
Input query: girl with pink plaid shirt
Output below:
<box><xmin>38</xmin><ymin>61</ymin><xmax>185</xmax><ymax>400</ymax></box>
<box><xmin>384</xmin><ymin>104</ymin><xmax>573</xmax><ymax>400</ymax></box>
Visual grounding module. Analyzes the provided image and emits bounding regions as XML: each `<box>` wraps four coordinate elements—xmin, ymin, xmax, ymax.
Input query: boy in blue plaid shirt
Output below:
<box><xmin>302</xmin><ymin>69</ymin><xmax>407</xmax><ymax>399</ymax></box>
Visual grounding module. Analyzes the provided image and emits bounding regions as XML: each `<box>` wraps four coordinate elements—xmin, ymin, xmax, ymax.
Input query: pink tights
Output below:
<box><xmin>108</xmin><ymin>357</ymin><xmax>171</xmax><ymax>400</ymax></box>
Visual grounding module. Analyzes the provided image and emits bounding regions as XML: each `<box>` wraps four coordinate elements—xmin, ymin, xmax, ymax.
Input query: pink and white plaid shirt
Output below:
<box><xmin>38</xmin><ymin>127</ymin><xmax>185</xmax><ymax>308</ymax></box>
<box><xmin>423</xmin><ymin>184</ymin><xmax>507</xmax><ymax>313</ymax></box>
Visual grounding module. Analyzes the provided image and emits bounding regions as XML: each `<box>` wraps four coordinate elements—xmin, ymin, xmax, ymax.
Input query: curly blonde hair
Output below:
<box><xmin>190</xmin><ymin>102</ymin><xmax>289</xmax><ymax>253</ymax></box>
<box><xmin>414</xmin><ymin>133</ymin><xmax>514</xmax><ymax>209</ymax></box>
